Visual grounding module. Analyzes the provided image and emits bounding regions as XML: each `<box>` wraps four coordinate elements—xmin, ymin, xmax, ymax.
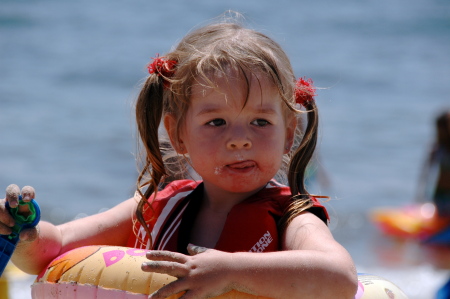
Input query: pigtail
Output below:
<box><xmin>280</xmin><ymin>78</ymin><xmax>320</xmax><ymax>232</ymax></box>
<box><xmin>288</xmin><ymin>100</ymin><xmax>318</xmax><ymax>195</ymax></box>
<box><xmin>134</xmin><ymin>55</ymin><xmax>177</xmax><ymax>247</ymax></box>
<box><xmin>135</xmin><ymin>74</ymin><xmax>167</xmax><ymax>246</ymax></box>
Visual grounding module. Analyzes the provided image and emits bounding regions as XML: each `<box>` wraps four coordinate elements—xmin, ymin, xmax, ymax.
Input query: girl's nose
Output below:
<box><xmin>226</xmin><ymin>134</ymin><xmax>252</xmax><ymax>150</ymax></box>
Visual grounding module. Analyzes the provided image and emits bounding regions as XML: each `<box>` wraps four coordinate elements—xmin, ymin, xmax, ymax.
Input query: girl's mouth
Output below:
<box><xmin>227</xmin><ymin>160</ymin><xmax>256</xmax><ymax>170</ymax></box>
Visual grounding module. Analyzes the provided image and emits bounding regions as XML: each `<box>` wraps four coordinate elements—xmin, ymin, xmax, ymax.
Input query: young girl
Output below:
<box><xmin>1</xmin><ymin>19</ymin><xmax>357</xmax><ymax>298</ymax></box>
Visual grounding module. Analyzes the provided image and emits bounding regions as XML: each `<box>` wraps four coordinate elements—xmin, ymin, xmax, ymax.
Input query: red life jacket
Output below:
<box><xmin>127</xmin><ymin>180</ymin><xmax>329</xmax><ymax>253</ymax></box>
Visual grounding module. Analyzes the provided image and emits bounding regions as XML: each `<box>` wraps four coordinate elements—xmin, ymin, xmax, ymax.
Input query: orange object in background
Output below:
<box><xmin>370</xmin><ymin>203</ymin><xmax>450</xmax><ymax>242</ymax></box>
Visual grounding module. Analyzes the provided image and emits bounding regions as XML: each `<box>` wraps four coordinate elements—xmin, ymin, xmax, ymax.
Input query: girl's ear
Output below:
<box><xmin>284</xmin><ymin>116</ymin><xmax>297</xmax><ymax>154</ymax></box>
<box><xmin>163</xmin><ymin>113</ymin><xmax>187</xmax><ymax>154</ymax></box>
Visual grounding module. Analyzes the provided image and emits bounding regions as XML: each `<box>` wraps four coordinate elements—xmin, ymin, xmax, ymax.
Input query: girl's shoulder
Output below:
<box><xmin>142</xmin><ymin>180</ymin><xmax>201</xmax><ymax>214</ymax></box>
<box><xmin>156</xmin><ymin>180</ymin><xmax>201</xmax><ymax>199</ymax></box>
<box><xmin>259</xmin><ymin>180</ymin><xmax>329</xmax><ymax>224</ymax></box>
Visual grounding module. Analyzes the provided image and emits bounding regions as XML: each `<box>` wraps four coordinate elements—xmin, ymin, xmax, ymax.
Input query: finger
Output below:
<box><xmin>177</xmin><ymin>289</ymin><xmax>211</xmax><ymax>299</ymax></box>
<box><xmin>0</xmin><ymin>222</ymin><xmax>13</xmax><ymax>235</ymax></box>
<box><xmin>177</xmin><ymin>291</ymin><xmax>199</xmax><ymax>299</ymax></box>
<box><xmin>146</xmin><ymin>250</ymin><xmax>188</xmax><ymax>263</ymax></box>
<box><xmin>148</xmin><ymin>279</ymin><xmax>188</xmax><ymax>299</ymax></box>
<box><xmin>187</xmin><ymin>243</ymin><xmax>208</xmax><ymax>255</ymax></box>
<box><xmin>19</xmin><ymin>226</ymin><xmax>39</xmax><ymax>242</ymax></box>
<box><xmin>6</xmin><ymin>184</ymin><xmax>21</xmax><ymax>208</ymax></box>
<box><xmin>141</xmin><ymin>260</ymin><xmax>188</xmax><ymax>277</ymax></box>
<box><xmin>0</xmin><ymin>199</ymin><xmax>15</xmax><ymax>229</ymax></box>
<box><xmin>21</xmin><ymin>186</ymin><xmax>35</xmax><ymax>202</ymax></box>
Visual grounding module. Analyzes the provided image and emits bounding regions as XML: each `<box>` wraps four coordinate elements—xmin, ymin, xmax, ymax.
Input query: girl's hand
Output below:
<box><xmin>142</xmin><ymin>244</ymin><xmax>235</xmax><ymax>299</ymax></box>
<box><xmin>0</xmin><ymin>184</ymin><xmax>39</xmax><ymax>242</ymax></box>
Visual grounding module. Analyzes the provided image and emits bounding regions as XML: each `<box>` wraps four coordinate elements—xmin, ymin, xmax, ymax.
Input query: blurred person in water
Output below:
<box><xmin>417</xmin><ymin>110</ymin><xmax>450</xmax><ymax>218</ymax></box>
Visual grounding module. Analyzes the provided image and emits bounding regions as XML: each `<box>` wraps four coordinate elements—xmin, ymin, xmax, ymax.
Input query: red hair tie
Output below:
<box><xmin>147</xmin><ymin>54</ymin><xmax>177</xmax><ymax>78</ymax></box>
<box><xmin>295</xmin><ymin>77</ymin><xmax>316</xmax><ymax>107</ymax></box>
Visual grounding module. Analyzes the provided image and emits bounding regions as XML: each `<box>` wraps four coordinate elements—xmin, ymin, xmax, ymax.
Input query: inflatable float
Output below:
<box><xmin>371</xmin><ymin>202</ymin><xmax>450</xmax><ymax>299</ymax></box>
<box><xmin>31</xmin><ymin>245</ymin><xmax>408</xmax><ymax>299</ymax></box>
<box><xmin>370</xmin><ymin>202</ymin><xmax>450</xmax><ymax>243</ymax></box>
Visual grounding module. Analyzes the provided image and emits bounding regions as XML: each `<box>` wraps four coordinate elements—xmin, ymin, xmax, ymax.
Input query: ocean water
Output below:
<box><xmin>1</xmin><ymin>0</ymin><xmax>450</xmax><ymax>298</ymax></box>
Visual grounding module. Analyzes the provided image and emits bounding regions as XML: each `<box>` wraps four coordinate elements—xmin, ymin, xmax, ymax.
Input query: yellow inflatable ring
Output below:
<box><xmin>31</xmin><ymin>245</ymin><xmax>408</xmax><ymax>299</ymax></box>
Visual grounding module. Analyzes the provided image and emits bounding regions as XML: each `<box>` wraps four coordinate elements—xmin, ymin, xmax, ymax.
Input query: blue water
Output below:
<box><xmin>1</xmin><ymin>0</ymin><xmax>450</xmax><ymax>298</ymax></box>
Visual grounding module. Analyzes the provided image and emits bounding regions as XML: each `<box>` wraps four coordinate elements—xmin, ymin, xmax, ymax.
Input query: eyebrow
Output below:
<box><xmin>197</xmin><ymin>107</ymin><xmax>223</xmax><ymax>116</ymax></box>
<box><xmin>196</xmin><ymin>106</ymin><xmax>277</xmax><ymax>116</ymax></box>
<box><xmin>254</xmin><ymin>107</ymin><xmax>277</xmax><ymax>114</ymax></box>
<box><xmin>196</xmin><ymin>107</ymin><xmax>222</xmax><ymax>116</ymax></box>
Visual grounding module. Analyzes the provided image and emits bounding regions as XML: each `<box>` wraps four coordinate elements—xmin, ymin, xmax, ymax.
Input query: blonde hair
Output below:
<box><xmin>134</xmin><ymin>18</ymin><xmax>320</xmax><ymax>245</ymax></box>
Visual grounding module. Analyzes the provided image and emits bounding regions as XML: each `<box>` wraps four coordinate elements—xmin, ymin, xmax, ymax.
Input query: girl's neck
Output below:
<box><xmin>189</xmin><ymin>181</ymin><xmax>267</xmax><ymax>249</ymax></box>
<box><xmin>201</xmin><ymin>181</ymin><xmax>266</xmax><ymax>213</ymax></box>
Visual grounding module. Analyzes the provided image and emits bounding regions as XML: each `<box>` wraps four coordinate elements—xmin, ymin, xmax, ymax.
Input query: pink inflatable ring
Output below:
<box><xmin>31</xmin><ymin>245</ymin><xmax>408</xmax><ymax>299</ymax></box>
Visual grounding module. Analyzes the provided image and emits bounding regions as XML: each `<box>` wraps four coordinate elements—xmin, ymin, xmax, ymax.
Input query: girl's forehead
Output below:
<box><xmin>188</xmin><ymin>79</ymin><xmax>284</xmax><ymax>119</ymax></box>
<box><xmin>191</xmin><ymin>71</ymin><xmax>279</xmax><ymax>103</ymax></box>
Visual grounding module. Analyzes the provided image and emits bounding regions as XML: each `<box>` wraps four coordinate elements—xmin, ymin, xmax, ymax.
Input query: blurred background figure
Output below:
<box><xmin>416</xmin><ymin>110</ymin><xmax>450</xmax><ymax>218</ymax></box>
<box><xmin>419</xmin><ymin>110</ymin><xmax>450</xmax><ymax>299</ymax></box>
<box><xmin>372</xmin><ymin>110</ymin><xmax>450</xmax><ymax>298</ymax></box>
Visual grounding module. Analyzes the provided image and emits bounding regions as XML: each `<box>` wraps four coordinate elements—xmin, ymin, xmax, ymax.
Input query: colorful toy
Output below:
<box><xmin>0</xmin><ymin>196</ymin><xmax>40</xmax><ymax>276</ymax></box>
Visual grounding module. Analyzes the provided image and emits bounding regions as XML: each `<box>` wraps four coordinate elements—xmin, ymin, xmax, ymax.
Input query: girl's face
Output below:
<box><xmin>165</xmin><ymin>72</ymin><xmax>296</xmax><ymax>198</ymax></box>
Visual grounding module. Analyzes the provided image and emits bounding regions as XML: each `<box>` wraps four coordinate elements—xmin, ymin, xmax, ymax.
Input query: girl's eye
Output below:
<box><xmin>207</xmin><ymin>118</ymin><xmax>226</xmax><ymax>126</ymax></box>
<box><xmin>251</xmin><ymin>119</ymin><xmax>270</xmax><ymax>127</ymax></box>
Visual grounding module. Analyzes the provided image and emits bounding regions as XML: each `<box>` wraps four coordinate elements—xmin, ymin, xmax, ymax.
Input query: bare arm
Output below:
<box><xmin>6</xmin><ymin>194</ymin><xmax>136</xmax><ymax>274</ymax></box>
<box><xmin>144</xmin><ymin>212</ymin><xmax>358</xmax><ymax>299</ymax></box>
